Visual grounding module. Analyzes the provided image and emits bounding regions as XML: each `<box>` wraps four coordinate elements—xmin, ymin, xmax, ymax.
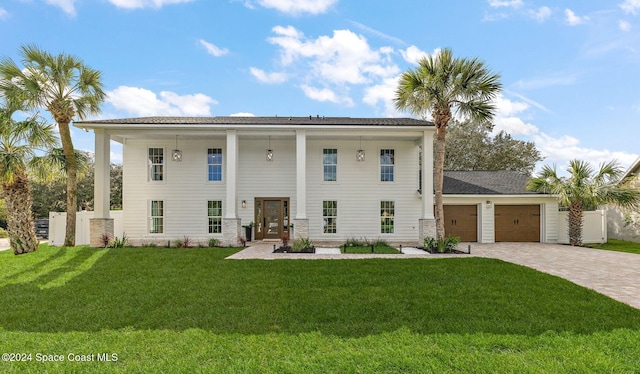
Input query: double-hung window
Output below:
<box><xmin>148</xmin><ymin>148</ymin><xmax>164</xmax><ymax>181</ymax></box>
<box><xmin>150</xmin><ymin>200</ymin><xmax>164</xmax><ymax>234</ymax></box>
<box><xmin>380</xmin><ymin>201</ymin><xmax>395</xmax><ymax>234</ymax></box>
<box><xmin>380</xmin><ymin>149</ymin><xmax>394</xmax><ymax>182</ymax></box>
<box><xmin>208</xmin><ymin>201</ymin><xmax>222</xmax><ymax>234</ymax></box>
<box><xmin>323</xmin><ymin>148</ymin><xmax>337</xmax><ymax>182</ymax></box>
<box><xmin>323</xmin><ymin>201</ymin><xmax>337</xmax><ymax>234</ymax></box>
<box><xmin>208</xmin><ymin>148</ymin><xmax>223</xmax><ymax>182</ymax></box>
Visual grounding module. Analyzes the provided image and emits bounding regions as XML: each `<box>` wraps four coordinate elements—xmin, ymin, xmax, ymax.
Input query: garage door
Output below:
<box><xmin>495</xmin><ymin>205</ymin><xmax>540</xmax><ymax>242</ymax></box>
<box><xmin>444</xmin><ymin>205</ymin><xmax>478</xmax><ymax>242</ymax></box>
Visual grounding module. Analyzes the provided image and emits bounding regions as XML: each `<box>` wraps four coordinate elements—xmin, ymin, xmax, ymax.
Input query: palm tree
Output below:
<box><xmin>0</xmin><ymin>44</ymin><xmax>106</xmax><ymax>246</ymax></box>
<box><xmin>0</xmin><ymin>107</ymin><xmax>59</xmax><ymax>254</ymax></box>
<box><xmin>528</xmin><ymin>159</ymin><xmax>640</xmax><ymax>246</ymax></box>
<box><xmin>394</xmin><ymin>48</ymin><xmax>502</xmax><ymax>240</ymax></box>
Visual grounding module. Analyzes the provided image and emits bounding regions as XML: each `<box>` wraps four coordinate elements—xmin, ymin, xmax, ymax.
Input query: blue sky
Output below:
<box><xmin>1</xmin><ymin>0</ymin><xmax>639</xmax><ymax>173</ymax></box>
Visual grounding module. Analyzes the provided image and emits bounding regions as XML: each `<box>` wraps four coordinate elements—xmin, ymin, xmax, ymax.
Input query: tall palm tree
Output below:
<box><xmin>394</xmin><ymin>48</ymin><xmax>502</xmax><ymax>240</ymax></box>
<box><xmin>0</xmin><ymin>107</ymin><xmax>59</xmax><ymax>254</ymax></box>
<box><xmin>0</xmin><ymin>44</ymin><xmax>106</xmax><ymax>246</ymax></box>
<box><xmin>528</xmin><ymin>159</ymin><xmax>640</xmax><ymax>246</ymax></box>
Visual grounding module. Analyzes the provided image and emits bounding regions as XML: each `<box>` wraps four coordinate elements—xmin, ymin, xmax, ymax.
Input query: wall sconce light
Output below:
<box><xmin>266</xmin><ymin>136</ymin><xmax>273</xmax><ymax>161</ymax></box>
<box><xmin>356</xmin><ymin>136</ymin><xmax>365</xmax><ymax>162</ymax></box>
<box><xmin>242</xmin><ymin>200</ymin><xmax>247</xmax><ymax>209</ymax></box>
<box><xmin>485</xmin><ymin>200</ymin><xmax>492</xmax><ymax>208</ymax></box>
<box><xmin>171</xmin><ymin>135</ymin><xmax>182</xmax><ymax>162</ymax></box>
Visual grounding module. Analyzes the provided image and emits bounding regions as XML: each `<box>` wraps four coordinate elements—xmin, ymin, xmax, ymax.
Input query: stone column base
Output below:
<box><xmin>223</xmin><ymin>218</ymin><xmax>241</xmax><ymax>247</ymax></box>
<box><xmin>90</xmin><ymin>218</ymin><xmax>114</xmax><ymax>248</ymax></box>
<box><xmin>419</xmin><ymin>218</ymin><xmax>436</xmax><ymax>243</ymax></box>
<box><xmin>292</xmin><ymin>219</ymin><xmax>309</xmax><ymax>239</ymax></box>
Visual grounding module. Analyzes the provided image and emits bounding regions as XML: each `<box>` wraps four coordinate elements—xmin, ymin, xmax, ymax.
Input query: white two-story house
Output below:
<box><xmin>75</xmin><ymin>116</ymin><xmax>558</xmax><ymax>247</ymax></box>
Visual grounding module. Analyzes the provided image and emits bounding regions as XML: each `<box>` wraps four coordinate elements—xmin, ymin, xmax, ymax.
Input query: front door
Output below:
<box><xmin>254</xmin><ymin>197</ymin><xmax>290</xmax><ymax>240</ymax></box>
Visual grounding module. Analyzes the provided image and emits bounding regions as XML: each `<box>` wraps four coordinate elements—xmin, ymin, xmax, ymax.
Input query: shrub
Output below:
<box><xmin>173</xmin><ymin>238</ymin><xmax>184</xmax><ymax>248</ymax></box>
<box><xmin>344</xmin><ymin>237</ymin><xmax>369</xmax><ymax>247</ymax></box>
<box><xmin>99</xmin><ymin>233</ymin><xmax>112</xmax><ymax>248</ymax></box>
<box><xmin>293</xmin><ymin>237</ymin><xmax>314</xmax><ymax>252</ymax></box>
<box><xmin>140</xmin><ymin>242</ymin><xmax>157</xmax><ymax>248</ymax></box>
<box><xmin>208</xmin><ymin>238</ymin><xmax>220</xmax><ymax>247</ymax></box>
<box><xmin>0</xmin><ymin>227</ymin><xmax>7</xmax><ymax>238</ymax></box>
<box><xmin>109</xmin><ymin>233</ymin><xmax>129</xmax><ymax>248</ymax></box>
<box><xmin>423</xmin><ymin>235</ymin><xmax>460</xmax><ymax>253</ymax></box>
<box><xmin>238</xmin><ymin>236</ymin><xmax>247</xmax><ymax>247</ymax></box>
<box><xmin>371</xmin><ymin>238</ymin><xmax>389</xmax><ymax>247</ymax></box>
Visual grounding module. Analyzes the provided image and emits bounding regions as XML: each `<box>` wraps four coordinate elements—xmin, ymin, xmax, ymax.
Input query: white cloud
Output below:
<box><xmin>565</xmin><ymin>8</ymin><xmax>589</xmax><ymax>26</ymax></box>
<box><xmin>0</xmin><ymin>7</ymin><xmax>8</xmax><ymax>20</ymax></box>
<box><xmin>107</xmin><ymin>86</ymin><xmax>217</xmax><ymax>116</ymax></box>
<box><xmin>256</xmin><ymin>0</ymin><xmax>337</xmax><ymax>15</ymax></box>
<box><xmin>400</xmin><ymin>46</ymin><xmax>440</xmax><ymax>65</ymax></box>
<box><xmin>229</xmin><ymin>112</ymin><xmax>256</xmax><ymax>117</ymax></box>
<box><xmin>491</xmin><ymin>94</ymin><xmax>539</xmax><ymax>136</ymax></box>
<box><xmin>45</xmin><ymin>0</ymin><xmax>77</xmax><ymax>16</ymax></box>
<box><xmin>619</xmin><ymin>20</ymin><xmax>632</xmax><ymax>31</ymax></box>
<box><xmin>488</xmin><ymin>0</ymin><xmax>523</xmax><ymax>8</ymax></box>
<box><xmin>198</xmin><ymin>39</ymin><xmax>229</xmax><ymax>57</ymax></box>
<box><xmin>620</xmin><ymin>0</ymin><xmax>640</xmax><ymax>14</ymax></box>
<box><xmin>108</xmin><ymin>0</ymin><xmax>194</xmax><ymax>9</ymax></box>
<box><xmin>249</xmin><ymin>67</ymin><xmax>288</xmax><ymax>84</ymax></box>
<box><xmin>267</xmin><ymin>26</ymin><xmax>396</xmax><ymax>85</ymax></box>
<box><xmin>301</xmin><ymin>85</ymin><xmax>353</xmax><ymax>106</ymax></box>
<box><xmin>530</xmin><ymin>6</ymin><xmax>551</xmax><ymax>22</ymax></box>
<box><xmin>362</xmin><ymin>76</ymin><xmax>404</xmax><ymax>117</ymax></box>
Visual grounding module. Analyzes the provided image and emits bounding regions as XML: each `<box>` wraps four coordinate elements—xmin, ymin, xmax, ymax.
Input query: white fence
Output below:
<box><xmin>48</xmin><ymin>211</ymin><xmax>124</xmax><ymax>246</ymax></box>
<box><xmin>557</xmin><ymin>210</ymin><xmax>607</xmax><ymax>244</ymax></box>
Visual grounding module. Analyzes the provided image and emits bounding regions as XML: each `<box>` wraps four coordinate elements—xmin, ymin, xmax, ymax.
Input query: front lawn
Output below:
<box><xmin>1</xmin><ymin>244</ymin><xmax>640</xmax><ymax>372</ymax></box>
<box><xmin>589</xmin><ymin>239</ymin><xmax>640</xmax><ymax>254</ymax></box>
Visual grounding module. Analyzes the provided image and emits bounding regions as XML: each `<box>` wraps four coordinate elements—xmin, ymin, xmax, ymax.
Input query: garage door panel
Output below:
<box><xmin>495</xmin><ymin>205</ymin><xmax>540</xmax><ymax>242</ymax></box>
<box><xmin>444</xmin><ymin>205</ymin><xmax>478</xmax><ymax>242</ymax></box>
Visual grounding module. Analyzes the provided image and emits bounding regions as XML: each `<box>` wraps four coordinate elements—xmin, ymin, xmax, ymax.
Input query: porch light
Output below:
<box><xmin>266</xmin><ymin>136</ymin><xmax>273</xmax><ymax>161</ymax></box>
<box><xmin>356</xmin><ymin>136</ymin><xmax>365</xmax><ymax>162</ymax></box>
<box><xmin>242</xmin><ymin>200</ymin><xmax>247</xmax><ymax>209</ymax></box>
<box><xmin>172</xmin><ymin>135</ymin><xmax>182</xmax><ymax>162</ymax></box>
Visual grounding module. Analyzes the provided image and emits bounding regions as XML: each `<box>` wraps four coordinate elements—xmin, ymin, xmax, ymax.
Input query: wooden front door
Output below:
<box><xmin>254</xmin><ymin>197</ymin><xmax>290</xmax><ymax>240</ymax></box>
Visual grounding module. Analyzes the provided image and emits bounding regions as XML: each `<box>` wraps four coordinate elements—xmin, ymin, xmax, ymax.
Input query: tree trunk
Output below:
<box><xmin>434</xmin><ymin>122</ymin><xmax>448</xmax><ymax>241</ymax></box>
<box><xmin>58</xmin><ymin>121</ymin><xmax>77</xmax><ymax>247</ymax></box>
<box><xmin>2</xmin><ymin>171</ymin><xmax>39</xmax><ymax>255</ymax></box>
<box><xmin>568</xmin><ymin>201</ymin><xmax>583</xmax><ymax>246</ymax></box>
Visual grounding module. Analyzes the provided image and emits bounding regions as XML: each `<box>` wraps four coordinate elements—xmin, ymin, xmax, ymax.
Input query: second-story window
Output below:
<box><xmin>208</xmin><ymin>148</ymin><xmax>223</xmax><ymax>182</ymax></box>
<box><xmin>323</xmin><ymin>148</ymin><xmax>337</xmax><ymax>182</ymax></box>
<box><xmin>149</xmin><ymin>148</ymin><xmax>164</xmax><ymax>181</ymax></box>
<box><xmin>380</xmin><ymin>149</ymin><xmax>394</xmax><ymax>182</ymax></box>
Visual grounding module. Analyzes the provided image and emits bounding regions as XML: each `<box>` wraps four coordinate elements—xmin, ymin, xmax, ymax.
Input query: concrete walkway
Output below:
<box><xmin>228</xmin><ymin>241</ymin><xmax>640</xmax><ymax>310</ymax></box>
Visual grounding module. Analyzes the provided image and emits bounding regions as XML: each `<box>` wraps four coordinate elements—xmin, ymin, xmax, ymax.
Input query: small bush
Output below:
<box><xmin>0</xmin><ymin>228</ymin><xmax>7</xmax><ymax>238</ymax></box>
<box><xmin>344</xmin><ymin>237</ymin><xmax>370</xmax><ymax>247</ymax></box>
<box><xmin>140</xmin><ymin>242</ymin><xmax>157</xmax><ymax>248</ymax></box>
<box><xmin>208</xmin><ymin>238</ymin><xmax>220</xmax><ymax>247</ymax></box>
<box><xmin>109</xmin><ymin>233</ymin><xmax>129</xmax><ymax>248</ymax></box>
<box><xmin>293</xmin><ymin>237</ymin><xmax>314</xmax><ymax>252</ymax></box>
<box><xmin>371</xmin><ymin>238</ymin><xmax>389</xmax><ymax>247</ymax></box>
<box><xmin>238</xmin><ymin>236</ymin><xmax>247</xmax><ymax>247</ymax></box>
<box><xmin>423</xmin><ymin>235</ymin><xmax>460</xmax><ymax>253</ymax></box>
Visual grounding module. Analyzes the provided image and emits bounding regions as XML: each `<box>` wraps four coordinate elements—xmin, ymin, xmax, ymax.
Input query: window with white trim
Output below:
<box><xmin>380</xmin><ymin>201</ymin><xmax>394</xmax><ymax>234</ymax></box>
<box><xmin>150</xmin><ymin>200</ymin><xmax>164</xmax><ymax>234</ymax></box>
<box><xmin>380</xmin><ymin>149</ymin><xmax>394</xmax><ymax>182</ymax></box>
<box><xmin>323</xmin><ymin>200</ymin><xmax>337</xmax><ymax>234</ymax></box>
<box><xmin>148</xmin><ymin>148</ymin><xmax>164</xmax><ymax>181</ymax></box>
<box><xmin>208</xmin><ymin>200</ymin><xmax>222</xmax><ymax>234</ymax></box>
<box><xmin>323</xmin><ymin>148</ymin><xmax>337</xmax><ymax>182</ymax></box>
<box><xmin>207</xmin><ymin>148</ymin><xmax>223</xmax><ymax>182</ymax></box>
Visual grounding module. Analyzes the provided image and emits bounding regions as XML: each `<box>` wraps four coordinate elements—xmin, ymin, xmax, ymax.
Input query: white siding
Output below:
<box><xmin>306</xmin><ymin>139</ymin><xmax>421</xmax><ymax>241</ymax></box>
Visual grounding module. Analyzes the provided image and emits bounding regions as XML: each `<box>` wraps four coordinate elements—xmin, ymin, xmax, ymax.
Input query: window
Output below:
<box><xmin>323</xmin><ymin>201</ymin><xmax>337</xmax><ymax>234</ymax></box>
<box><xmin>207</xmin><ymin>148</ymin><xmax>223</xmax><ymax>181</ymax></box>
<box><xmin>380</xmin><ymin>149</ymin><xmax>394</xmax><ymax>182</ymax></box>
<box><xmin>208</xmin><ymin>201</ymin><xmax>222</xmax><ymax>234</ymax></box>
<box><xmin>323</xmin><ymin>148</ymin><xmax>337</xmax><ymax>182</ymax></box>
<box><xmin>149</xmin><ymin>148</ymin><xmax>164</xmax><ymax>181</ymax></box>
<box><xmin>380</xmin><ymin>201</ymin><xmax>395</xmax><ymax>234</ymax></box>
<box><xmin>150</xmin><ymin>200</ymin><xmax>164</xmax><ymax>234</ymax></box>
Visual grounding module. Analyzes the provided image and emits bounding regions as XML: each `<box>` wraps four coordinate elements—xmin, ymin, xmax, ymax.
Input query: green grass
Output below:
<box><xmin>589</xmin><ymin>239</ymin><xmax>640</xmax><ymax>254</ymax></box>
<box><xmin>341</xmin><ymin>244</ymin><xmax>399</xmax><ymax>254</ymax></box>
<box><xmin>1</xmin><ymin>243</ymin><xmax>640</xmax><ymax>372</ymax></box>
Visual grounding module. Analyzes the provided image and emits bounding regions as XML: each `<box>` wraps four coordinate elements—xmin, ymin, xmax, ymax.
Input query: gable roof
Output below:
<box><xmin>621</xmin><ymin>156</ymin><xmax>640</xmax><ymax>181</ymax></box>
<box><xmin>443</xmin><ymin>170</ymin><xmax>540</xmax><ymax>195</ymax></box>
<box><xmin>75</xmin><ymin>116</ymin><xmax>433</xmax><ymax>128</ymax></box>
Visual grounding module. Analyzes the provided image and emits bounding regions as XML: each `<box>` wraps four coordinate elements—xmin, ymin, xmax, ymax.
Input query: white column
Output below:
<box><xmin>422</xmin><ymin>130</ymin><xmax>434</xmax><ymax>219</ymax></box>
<box><xmin>225</xmin><ymin>130</ymin><xmax>238</xmax><ymax>218</ymax></box>
<box><xmin>296</xmin><ymin>130</ymin><xmax>307</xmax><ymax>219</ymax></box>
<box><xmin>94</xmin><ymin>129</ymin><xmax>111</xmax><ymax>219</ymax></box>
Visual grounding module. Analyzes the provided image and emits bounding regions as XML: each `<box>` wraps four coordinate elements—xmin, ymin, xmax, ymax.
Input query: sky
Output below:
<box><xmin>1</xmin><ymin>0</ymin><xmax>639</xmax><ymax>174</ymax></box>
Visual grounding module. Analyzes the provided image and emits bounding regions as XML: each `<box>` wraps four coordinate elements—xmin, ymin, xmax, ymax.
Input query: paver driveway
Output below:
<box><xmin>471</xmin><ymin>242</ymin><xmax>640</xmax><ymax>310</ymax></box>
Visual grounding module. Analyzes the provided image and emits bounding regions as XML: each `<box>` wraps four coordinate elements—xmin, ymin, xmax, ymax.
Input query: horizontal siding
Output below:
<box><xmin>306</xmin><ymin>139</ymin><xmax>421</xmax><ymax>241</ymax></box>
